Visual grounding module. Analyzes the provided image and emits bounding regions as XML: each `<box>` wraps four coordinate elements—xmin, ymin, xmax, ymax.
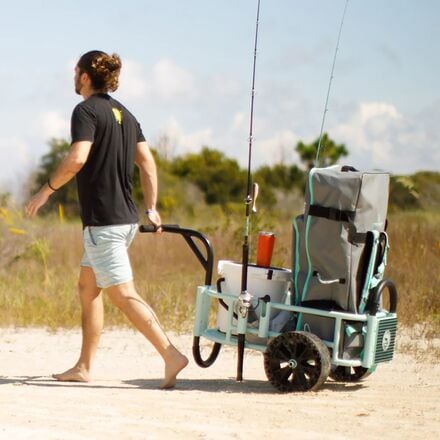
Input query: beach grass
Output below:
<box><xmin>0</xmin><ymin>208</ymin><xmax>438</xmax><ymax>348</ymax></box>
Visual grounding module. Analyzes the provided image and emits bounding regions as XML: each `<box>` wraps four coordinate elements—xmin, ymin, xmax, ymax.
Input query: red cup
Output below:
<box><xmin>256</xmin><ymin>232</ymin><xmax>275</xmax><ymax>267</ymax></box>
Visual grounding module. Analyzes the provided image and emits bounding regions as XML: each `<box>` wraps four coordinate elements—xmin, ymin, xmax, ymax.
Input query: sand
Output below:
<box><xmin>0</xmin><ymin>327</ymin><xmax>439</xmax><ymax>439</ymax></box>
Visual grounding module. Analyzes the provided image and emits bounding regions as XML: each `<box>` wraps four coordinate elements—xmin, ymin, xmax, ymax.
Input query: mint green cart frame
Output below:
<box><xmin>140</xmin><ymin>224</ymin><xmax>398</xmax><ymax>392</ymax></box>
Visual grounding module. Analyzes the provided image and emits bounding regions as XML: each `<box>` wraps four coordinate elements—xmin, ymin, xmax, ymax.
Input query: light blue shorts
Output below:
<box><xmin>81</xmin><ymin>223</ymin><xmax>138</xmax><ymax>289</ymax></box>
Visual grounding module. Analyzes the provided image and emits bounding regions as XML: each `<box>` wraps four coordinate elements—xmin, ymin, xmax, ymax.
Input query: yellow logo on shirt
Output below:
<box><xmin>112</xmin><ymin>108</ymin><xmax>123</xmax><ymax>125</ymax></box>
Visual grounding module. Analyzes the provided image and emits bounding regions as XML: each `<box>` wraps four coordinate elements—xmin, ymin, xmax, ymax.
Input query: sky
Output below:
<box><xmin>1</xmin><ymin>0</ymin><xmax>439</xmax><ymax>199</ymax></box>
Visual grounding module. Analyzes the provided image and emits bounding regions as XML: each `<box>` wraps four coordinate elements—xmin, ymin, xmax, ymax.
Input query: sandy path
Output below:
<box><xmin>0</xmin><ymin>328</ymin><xmax>439</xmax><ymax>439</ymax></box>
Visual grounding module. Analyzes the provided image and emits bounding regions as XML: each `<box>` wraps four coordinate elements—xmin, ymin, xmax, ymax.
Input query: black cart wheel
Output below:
<box><xmin>329</xmin><ymin>366</ymin><xmax>372</xmax><ymax>382</ymax></box>
<box><xmin>264</xmin><ymin>331</ymin><xmax>331</xmax><ymax>392</ymax></box>
<box><xmin>192</xmin><ymin>336</ymin><xmax>221</xmax><ymax>368</ymax></box>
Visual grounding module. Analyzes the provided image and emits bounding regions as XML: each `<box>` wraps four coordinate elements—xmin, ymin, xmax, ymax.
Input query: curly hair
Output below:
<box><xmin>77</xmin><ymin>50</ymin><xmax>122</xmax><ymax>92</ymax></box>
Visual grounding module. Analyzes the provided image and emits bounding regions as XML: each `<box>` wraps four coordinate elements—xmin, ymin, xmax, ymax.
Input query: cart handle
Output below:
<box><xmin>139</xmin><ymin>224</ymin><xmax>214</xmax><ymax>286</ymax></box>
<box><xmin>368</xmin><ymin>278</ymin><xmax>398</xmax><ymax>316</ymax></box>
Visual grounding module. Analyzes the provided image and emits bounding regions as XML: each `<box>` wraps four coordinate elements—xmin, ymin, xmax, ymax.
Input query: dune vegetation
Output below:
<box><xmin>0</xmin><ymin>204</ymin><xmax>438</xmax><ymax>345</ymax></box>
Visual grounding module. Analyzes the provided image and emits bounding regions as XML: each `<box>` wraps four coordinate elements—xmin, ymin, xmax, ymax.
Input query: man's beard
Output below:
<box><xmin>74</xmin><ymin>77</ymin><xmax>82</xmax><ymax>95</ymax></box>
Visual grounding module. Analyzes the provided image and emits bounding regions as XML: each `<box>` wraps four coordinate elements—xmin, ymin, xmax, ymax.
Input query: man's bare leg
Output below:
<box><xmin>53</xmin><ymin>266</ymin><xmax>103</xmax><ymax>382</ymax></box>
<box><xmin>106</xmin><ymin>281</ymin><xmax>188</xmax><ymax>389</ymax></box>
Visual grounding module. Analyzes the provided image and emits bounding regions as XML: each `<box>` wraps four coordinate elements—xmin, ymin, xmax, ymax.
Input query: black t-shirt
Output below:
<box><xmin>71</xmin><ymin>93</ymin><xmax>146</xmax><ymax>226</ymax></box>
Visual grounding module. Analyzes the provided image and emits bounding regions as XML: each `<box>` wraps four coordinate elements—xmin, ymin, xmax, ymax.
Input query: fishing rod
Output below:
<box><xmin>315</xmin><ymin>0</ymin><xmax>349</xmax><ymax>167</ymax></box>
<box><xmin>236</xmin><ymin>0</ymin><xmax>261</xmax><ymax>382</ymax></box>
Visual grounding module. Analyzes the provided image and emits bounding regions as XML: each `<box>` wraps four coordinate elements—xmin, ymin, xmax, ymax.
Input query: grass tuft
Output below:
<box><xmin>0</xmin><ymin>208</ymin><xmax>438</xmax><ymax>354</ymax></box>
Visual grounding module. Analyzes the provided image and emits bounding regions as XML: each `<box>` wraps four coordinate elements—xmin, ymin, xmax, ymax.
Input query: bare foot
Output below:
<box><xmin>160</xmin><ymin>352</ymin><xmax>189</xmax><ymax>389</ymax></box>
<box><xmin>52</xmin><ymin>366</ymin><xmax>90</xmax><ymax>382</ymax></box>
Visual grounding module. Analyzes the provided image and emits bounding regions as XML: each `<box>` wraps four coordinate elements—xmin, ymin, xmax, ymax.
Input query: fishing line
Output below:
<box><xmin>315</xmin><ymin>0</ymin><xmax>349</xmax><ymax>167</ymax></box>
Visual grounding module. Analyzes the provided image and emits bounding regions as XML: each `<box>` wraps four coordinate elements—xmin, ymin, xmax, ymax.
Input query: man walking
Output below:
<box><xmin>26</xmin><ymin>50</ymin><xmax>188</xmax><ymax>388</ymax></box>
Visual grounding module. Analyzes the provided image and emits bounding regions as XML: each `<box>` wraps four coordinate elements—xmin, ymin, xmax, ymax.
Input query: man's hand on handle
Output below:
<box><xmin>146</xmin><ymin>208</ymin><xmax>162</xmax><ymax>233</ymax></box>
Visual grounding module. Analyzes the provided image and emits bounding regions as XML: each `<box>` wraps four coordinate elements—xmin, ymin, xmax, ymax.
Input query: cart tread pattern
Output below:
<box><xmin>264</xmin><ymin>331</ymin><xmax>331</xmax><ymax>392</ymax></box>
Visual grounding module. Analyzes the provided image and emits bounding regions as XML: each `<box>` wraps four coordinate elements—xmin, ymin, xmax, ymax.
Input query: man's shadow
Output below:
<box><xmin>0</xmin><ymin>375</ymin><xmax>365</xmax><ymax>393</ymax></box>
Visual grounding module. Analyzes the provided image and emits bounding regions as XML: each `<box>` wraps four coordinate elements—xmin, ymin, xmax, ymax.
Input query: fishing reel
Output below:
<box><xmin>237</xmin><ymin>290</ymin><xmax>261</xmax><ymax>324</ymax></box>
<box><xmin>238</xmin><ymin>290</ymin><xmax>253</xmax><ymax>317</ymax></box>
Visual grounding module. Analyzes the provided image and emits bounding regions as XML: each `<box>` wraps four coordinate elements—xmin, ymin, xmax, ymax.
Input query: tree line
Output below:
<box><xmin>30</xmin><ymin>134</ymin><xmax>439</xmax><ymax>218</ymax></box>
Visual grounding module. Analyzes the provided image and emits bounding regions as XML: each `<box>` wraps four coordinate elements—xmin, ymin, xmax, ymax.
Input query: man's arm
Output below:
<box><xmin>25</xmin><ymin>141</ymin><xmax>92</xmax><ymax>218</ymax></box>
<box><xmin>135</xmin><ymin>141</ymin><xmax>162</xmax><ymax>227</ymax></box>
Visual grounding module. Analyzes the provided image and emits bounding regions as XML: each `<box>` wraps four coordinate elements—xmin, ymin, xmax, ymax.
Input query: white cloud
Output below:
<box><xmin>0</xmin><ymin>110</ymin><xmax>70</xmax><ymax>197</ymax></box>
<box><xmin>0</xmin><ymin>137</ymin><xmax>34</xmax><ymax>197</ymax></box>
<box><xmin>254</xmin><ymin>130</ymin><xmax>301</xmax><ymax>167</ymax></box>
<box><xmin>208</xmin><ymin>74</ymin><xmax>242</xmax><ymax>97</ymax></box>
<box><xmin>158</xmin><ymin>118</ymin><xmax>213</xmax><ymax>156</ymax></box>
<box><xmin>360</xmin><ymin>101</ymin><xmax>399</xmax><ymax>122</ymax></box>
<box><xmin>120</xmin><ymin>58</ymin><xmax>197</xmax><ymax>103</ymax></box>
<box><xmin>0</xmin><ymin>137</ymin><xmax>31</xmax><ymax>170</ymax></box>
<box><xmin>149</xmin><ymin>59</ymin><xmax>197</xmax><ymax>101</ymax></box>
<box><xmin>232</xmin><ymin>112</ymin><xmax>247</xmax><ymax>131</ymax></box>
<box><xmin>32</xmin><ymin>111</ymin><xmax>70</xmax><ymax>140</ymax></box>
<box><xmin>118</xmin><ymin>59</ymin><xmax>148</xmax><ymax>98</ymax></box>
<box><xmin>331</xmin><ymin>101</ymin><xmax>439</xmax><ymax>173</ymax></box>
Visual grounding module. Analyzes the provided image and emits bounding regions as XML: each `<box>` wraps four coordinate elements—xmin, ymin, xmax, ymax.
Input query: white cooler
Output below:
<box><xmin>216</xmin><ymin>260</ymin><xmax>291</xmax><ymax>332</ymax></box>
